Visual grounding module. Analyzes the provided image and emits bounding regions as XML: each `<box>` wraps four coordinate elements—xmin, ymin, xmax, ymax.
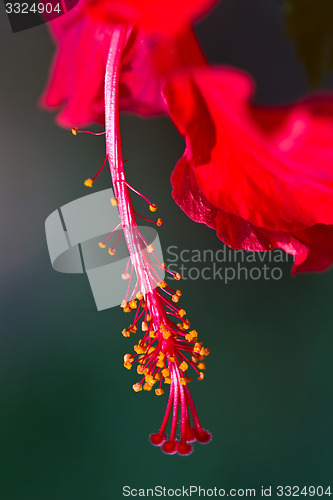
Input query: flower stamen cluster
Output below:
<box><xmin>66</xmin><ymin>25</ymin><xmax>212</xmax><ymax>455</ymax></box>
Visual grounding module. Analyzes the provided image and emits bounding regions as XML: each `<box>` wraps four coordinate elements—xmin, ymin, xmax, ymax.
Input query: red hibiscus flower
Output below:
<box><xmin>41</xmin><ymin>0</ymin><xmax>213</xmax><ymax>455</ymax></box>
<box><xmin>41</xmin><ymin>0</ymin><xmax>333</xmax><ymax>456</ymax></box>
<box><xmin>164</xmin><ymin>67</ymin><xmax>333</xmax><ymax>275</ymax></box>
<box><xmin>40</xmin><ymin>0</ymin><xmax>206</xmax><ymax>127</ymax></box>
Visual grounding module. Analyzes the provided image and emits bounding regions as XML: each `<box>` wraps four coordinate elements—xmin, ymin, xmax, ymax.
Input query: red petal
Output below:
<box><xmin>171</xmin><ymin>156</ymin><xmax>307</xmax><ymax>252</ymax></box>
<box><xmin>166</xmin><ymin>67</ymin><xmax>333</xmax><ymax>273</ymax></box>
<box><xmin>292</xmin><ymin>224</ymin><xmax>333</xmax><ymax>274</ymax></box>
<box><xmin>40</xmin><ymin>6</ymin><xmax>111</xmax><ymax>127</ymax></box>
<box><xmin>119</xmin><ymin>26</ymin><xmax>206</xmax><ymax>116</ymax></box>
<box><xmin>86</xmin><ymin>0</ymin><xmax>219</xmax><ymax>36</ymax></box>
<box><xmin>166</xmin><ymin>67</ymin><xmax>333</xmax><ymax>234</ymax></box>
<box><xmin>41</xmin><ymin>1</ymin><xmax>205</xmax><ymax>127</ymax></box>
<box><xmin>171</xmin><ymin>156</ymin><xmax>333</xmax><ymax>274</ymax></box>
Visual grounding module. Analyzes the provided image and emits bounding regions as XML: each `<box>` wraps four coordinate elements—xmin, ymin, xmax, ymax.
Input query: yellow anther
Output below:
<box><xmin>121</xmin><ymin>300</ymin><xmax>128</xmax><ymax>309</ymax></box>
<box><xmin>145</xmin><ymin>374</ymin><xmax>156</xmax><ymax>386</ymax></box>
<box><xmin>156</xmin><ymin>218</ymin><xmax>163</xmax><ymax>226</ymax></box>
<box><xmin>84</xmin><ymin>178</ymin><xmax>93</xmax><ymax>188</ymax></box>
<box><xmin>122</xmin><ymin>272</ymin><xmax>130</xmax><ymax>280</ymax></box>
<box><xmin>135</xmin><ymin>342</ymin><xmax>147</xmax><ymax>354</ymax></box>
<box><xmin>160</xmin><ymin>324</ymin><xmax>168</xmax><ymax>334</ymax></box>
<box><xmin>124</xmin><ymin>361</ymin><xmax>132</xmax><ymax>370</ymax></box>
<box><xmin>182</xmin><ymin>319</ymin><xmax>190</xmax><ymax>330</ymax></box>
<box><xmin>149</xmin><ymin>204</ymin><xmax>157</xmax><ymax>212</ymax></box>
<box><xmin>168</xmin><ymin>355</ymin><xmax>175</xmax><ymax>363</ymax></box>
<box><xmin>172</xmin><ymin>294</ymin><xmax>179</xmax><ymax>303</ymax></box>
<box><xmin>129</xmin><ymin>324</ymin><xmax>137</xmax><ymax>333</ymax></box>
<box><xmin>185</xmin><ymin>376</ymin><xmax>192</xmax><ymax>384</ymax></box>
<box><xmin>162</xmin><ymin>368</ymin><xmax>170</xmax><ymax>378</ymax></box>
<box><xmin>155</xmin><ymin>388</ymin><xmax>164</xmax><ymax>396</ymax></box>
<box><xmin>179</xmin><ymin>361</ymin><xmax>188</xmax><ymax>371</ymax></box>
<box><xmin>163</xmin><ymin>330</ymin><xmax>171</xmax><ymax>340</ymax></box>
<box><xmin>156</xmin><ymin>360</ymin><xmax>165</xmax><ymax>368</ymax></box>
<box><xmin>200</xmin><ymin>347</ymin><xmax>210</xmax><ymax>357</ymax></box>
<box><xmin>155</xmin><ymin>372</ymin><xmax>161</xmax><ymax>381</ymax></box>
<box><xmin>176</xmin><ymin>290</ymin><xmax>182</xmax><ymax>297</ymax></box>
<box><xmin>123</xmin><ymin>306</ymin><xmax>131</xmax><ymax>313</ymax></box>
<box><xmin>175</xmin><ymin>273</ymin><xmax>181</xmax><ymax>280</ymax></box>
<box><xmin>162</xmin><ymin>263</ymin><xmax>167</xmax><ymax>269</ymax></box>
<box><xmin>180</xmin><ymin>377</ymin><xmax>187</xmax><ymax>385</ymax></box>
<box><xmin>143</xmin><ymin>383</ymin><xmax>152</xmax><ymax>391</ymax></box>
<box><xmin>158</xmin><ymin>280</ymin><xmax>167</xmax><ymax>289</ymax></box>
<box><xmin>136</xmin><ymin>291</ymin><xmax>144</xmax><ymax>301</ymax></box>
<box><xmin>110</xmin><ymin>197</ymin><xmax>118</xmax><ymax>206</ymax></box>
<box><xmin>147</xmin><ymin>314</ymin><xmax>151</xmax><ymax>322</ymax></box>
<box><xmin>148</xmin><ymin>346</ymin><xmax>155</xmax><ymax>354</ymax></box>
<box><xmin>142</xmin><ymin>321</ymin><xmax>148</xmax><ymax>332</ymax></box>
<box><xmin>108</xmin><ymin>248</ymin><xmax>116</xmax><ymax>256</ymax></box>
<box><xmin>129</xmin><ymin>300</ymin><xmax>137</xmax><ymax>309</ymax></box>
<box><xmin>178</xmin><ymin>309</ymin><xmax>186</xmax><ymax>318</ymax></box>
<box><xmin>164</xmin><ymin>377</ymin><xmax>171</xmax><ymax>384</ymax></box>
<box><xmin>147</xmin><ymin>244</ymin><xmax>154</xmax><ymax>253</ymax></box>
<box><xmin>145</xmin><ymin>373</ymin><xmax>153</xmax><ymax>384</ymax></box>
<box><xmin>71</xmin><ymin>127</ymin><xmax>78</xmax><ymax>135</ymax></box>
<box><xmin>149</xmin><ymin>330</ymin><xmax>157</xmax><ymax>339</ymax></box>
<box><xmin>198</xmin><ymin>372</ymin><xmax>205</xmax><ymax>381</ymax></box>
<box><xmin>192</xmin><ymin>355</ymin><xmax>200</xmax><ymax>363</ymax></box>
<box><xmin>98</xmin><ymin>242</ymin><xmax>106</xmax><ymax>249</ymax></box>
<box><xmin>158</xmin><ymin>351</ymin><xmax>165</xmax><ymax>360</ymax></box>
<box><xmin>124</xmin><ymin>353</ymin><xmax>134</xmax><ymax>363</ymax></box>
<box><xmin>132</xmin><ymin>383</ymin><xmax>142</xmax><ymax>392</ymax></box>
<box><xmin>185</xmin><ymin>330</ymin><xmax>198</xmax><ymax>342</ymax></box>
<box><xmin>122</xmin><ymin>328</ymin><xmax>130</xmax><ymax>338</ymax></box>
<box><xmin>197</xmin><ymin>362</ymin><xmax>206</xmax><ymax>370</ymax></box>
<box><xmin>193</xmin><ymin>342</ymin><xmax>203</xmax><ymax>354</ymax></box>
<box><xmin>137</xmin><ymin>365</ymin><xmax>145</xmax><ymax>374</ymax></box>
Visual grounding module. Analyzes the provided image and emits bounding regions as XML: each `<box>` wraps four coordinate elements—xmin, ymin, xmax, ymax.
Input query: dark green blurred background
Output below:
<box><xmin>0</xmin><ymin>1</ymin><xmax>332</xmax><ymax>498</ymax></box>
